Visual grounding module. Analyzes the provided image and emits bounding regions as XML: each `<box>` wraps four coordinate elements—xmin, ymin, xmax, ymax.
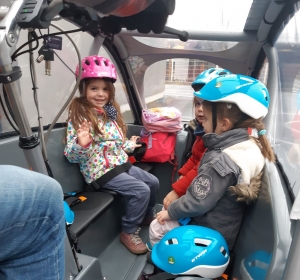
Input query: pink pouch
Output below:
<box><xmin>142</xmin><ymin>107</ymin><xmax>182</xmax><ymax>133</ymax></box>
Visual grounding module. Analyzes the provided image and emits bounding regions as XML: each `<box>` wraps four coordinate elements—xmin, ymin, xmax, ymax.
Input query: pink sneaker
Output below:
<box><xmin>120</xmin><ymin>228</ymin><xmax>147</xmax><ymax>254</ymax></box>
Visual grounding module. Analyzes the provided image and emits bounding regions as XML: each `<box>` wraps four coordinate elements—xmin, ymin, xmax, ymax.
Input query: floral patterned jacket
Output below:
<box><xmin>64</xmin><ymin>113</ymin><xmax>135</xmax><ymax>184</ymax></box>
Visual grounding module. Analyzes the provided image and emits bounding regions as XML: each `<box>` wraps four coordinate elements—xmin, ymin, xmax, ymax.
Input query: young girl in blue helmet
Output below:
<box><xmin>64</xmin><ymin>55</ymin><xmax>159</xmax><ymax>255</ymax></box>
<box><xmin>163</xmin><ymin>68</ymin><xmax>232</xmax><ymax>210</ymax></box>
<box><xmin>149</xmin><ymin>74</ymin><xmax>275</xmax><ymax>252</ymax></box>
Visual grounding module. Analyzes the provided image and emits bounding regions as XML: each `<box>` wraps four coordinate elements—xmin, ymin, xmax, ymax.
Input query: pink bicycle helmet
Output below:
<box><xmin>75</xmin><ymin>55</ymin><xmax>117</xmax><ymax>83</ymax></box>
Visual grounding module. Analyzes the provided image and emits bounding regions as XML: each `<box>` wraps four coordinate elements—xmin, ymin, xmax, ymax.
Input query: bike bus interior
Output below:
<box><xmin>1</xmin><ymin>0</ymin><xmax>300</xmax><ymax>279</ymax></box>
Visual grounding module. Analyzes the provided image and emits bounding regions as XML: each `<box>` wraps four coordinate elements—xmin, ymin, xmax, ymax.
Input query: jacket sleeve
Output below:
<box><xmin>122</xmin><ymin>139</ymin><xmax>135</xmax><ymax>153</ymax></box>
<box><xmin>168</xmin><ymin>156</ymin><xmax>238</xmax><ymax>220</ymax></box>
<box><xmin>178</xmin><ymin>153</ymin><xmax>198</xmax><ymax>176</ymax></box>
<box><xmin>172</xmin><ymin>164</ymin><xmax>199</xmax><ymax>196</ymax></box>
<box><xmin>64</xmin><ymin>120</ymin><xmax>94</xmax><ymax>163</ymax></box>
<box><xmin>178</xmin><ymin>137</ymin><xmax>206</xmax><ymax>176</ymax></box>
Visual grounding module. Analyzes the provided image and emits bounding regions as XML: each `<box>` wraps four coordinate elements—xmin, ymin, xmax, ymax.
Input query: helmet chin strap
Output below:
<box><xmin>233</xmin><ymin>113</ymin><xmax>249</xmax><ymax>129</ymax></box>
<box><xmin>211</xmin><ymin>102</ymin><xmax>249</xmax><ymax>132</ymax></box>
<box><xmin>82</xmin><ymin>80</ymin><xmax>85</xmax><ymax>97</ymax></box>
<box><xmin>212</xmin><ymin>103</ymin><xmax>217</xmax><ymax>133</ymax></box>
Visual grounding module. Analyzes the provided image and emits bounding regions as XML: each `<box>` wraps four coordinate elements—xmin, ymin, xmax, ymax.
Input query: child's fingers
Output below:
<box><xmin>157</xmin><ymin>218</ymin><xmax>165</xmax><ymax>225</ymax></box>
<box><xmin>157</xmin><ymin>212</ymin><xmax>164</xmax><ymax>222</ymax></box>
<box><xmin>164</xmin><ymin>201</ymin><xmax>170</xmax><ymax>210</ymax></box>
<box><xmin>80</xmin><ymin>121</ymin><xmax>91</xmax><ymax>130</ymax></box>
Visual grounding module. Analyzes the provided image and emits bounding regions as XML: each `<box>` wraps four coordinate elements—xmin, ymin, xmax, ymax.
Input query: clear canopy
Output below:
<box><xmin>133</xmin><ymin>0</ymin><xmax>253</xmax><ymax>51</ymax></box>
<box><xmin>167</xmin><ymin>0</ymin><xmax>253</xmax><ymax>32</ymax></box>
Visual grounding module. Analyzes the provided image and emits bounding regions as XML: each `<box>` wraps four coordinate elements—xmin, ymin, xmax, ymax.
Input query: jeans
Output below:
<box><xmin>0</xmin><ymin>165</ymin><xmax>65</xmax><ymax>280</ymax></box>
<box><xmin>103</xmin><ymin>166</ymin><xmax>159</xmax><ymax>233</ymax></box>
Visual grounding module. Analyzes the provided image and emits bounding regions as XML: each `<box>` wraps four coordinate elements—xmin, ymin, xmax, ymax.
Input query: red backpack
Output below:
<box><xmin>140</xmin><ymin>107</ymin><xmax>182</xmax><ymax>164</ymax></box>
<box><xmin>140</xmin><ymin>131</ymin><xmax>176</xmax><ymax>163</ymax></box>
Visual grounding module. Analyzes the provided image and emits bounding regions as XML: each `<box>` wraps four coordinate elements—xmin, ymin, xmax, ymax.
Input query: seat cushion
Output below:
<box><xmin>68</xmin><ymin>192</ymin><xmax>114</xmax><ymax>239</ymax></box>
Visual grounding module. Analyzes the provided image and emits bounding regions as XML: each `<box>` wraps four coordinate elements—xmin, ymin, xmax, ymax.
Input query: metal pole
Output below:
<box><xmin>0</xmin><ymin>0</ymin><xmax>47</xmax><ymax>174</ymax></box>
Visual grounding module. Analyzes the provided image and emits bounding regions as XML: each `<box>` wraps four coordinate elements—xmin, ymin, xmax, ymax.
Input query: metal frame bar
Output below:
<box><xmin>119</xmin><ymin>28</ymin><xmax>257</xmax><ymax>42</ymax></box>
<box><xmin>262</xmin><ymin>42</ymin><xmax>279</xmax><ymax>146</ymax></box>
<box><xmin>0</xmin><ymin>0</ymin><xmax>48</xmax><ymax>173</ymax></box>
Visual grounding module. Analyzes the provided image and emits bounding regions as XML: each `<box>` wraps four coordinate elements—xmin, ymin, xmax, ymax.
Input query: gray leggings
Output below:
<box><xmin>103</xmin><ymin>165</ymin><xmax>159</xmax><ymax>233</ymax></box>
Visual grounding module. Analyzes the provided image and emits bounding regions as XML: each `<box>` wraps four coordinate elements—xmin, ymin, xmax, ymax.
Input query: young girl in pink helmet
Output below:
<box><xmin>64</xmin><ymin>55</ymin><xmax>159</xmax><ymax>255</ymax></box>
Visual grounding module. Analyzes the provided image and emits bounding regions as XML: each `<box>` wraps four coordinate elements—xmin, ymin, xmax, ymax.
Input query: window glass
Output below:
<box><xmin>129</xmin><ymin>57</ymin><xmax>217</xmax><ymax>121</ymax></box>
<box><xmin>274</xmin><ymin>7</ymin><xmax>300</xmax><ymax>196</ymax></box>
<box><xmin>0</xmin><ymin>19</ymin><xmax>133</xmax><ymax>136</ymax></box>
<box><xmin>167</xmin><ymin>0</ymin><xmax>252</xmax><ymax>32</ymax></box>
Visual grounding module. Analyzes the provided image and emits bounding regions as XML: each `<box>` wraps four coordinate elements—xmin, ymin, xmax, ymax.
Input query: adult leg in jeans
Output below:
<box><xmin>0</xmin><ymin>165</ymin><xmax>65</xmax><ymax>280</ymax></box>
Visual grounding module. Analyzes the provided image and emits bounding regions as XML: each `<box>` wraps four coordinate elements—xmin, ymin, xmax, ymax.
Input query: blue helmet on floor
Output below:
<box><xmin>194</xmin><ymin>74</ymin><xmax>270</xmax><ymax>119</ymax></box>
<box><xmin>191</xmin><ymin>68</ymin><xmax>232</xmax><ymax>92</ymax></box>
<box><xmin>240</xmin><ymin>250</ymin><xmax>272</xmax><ymax>280</ymax></box>
<box><xmin>151</xmin><ymin>225</ymin><xmax>230</xmax><ymax>278</ymax></box>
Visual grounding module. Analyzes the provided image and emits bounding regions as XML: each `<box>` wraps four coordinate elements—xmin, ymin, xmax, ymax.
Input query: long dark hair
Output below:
<box><xmin>67</xmin><ymin>78</ymin><xmax>127</xmax><ymax>136</ymax></box>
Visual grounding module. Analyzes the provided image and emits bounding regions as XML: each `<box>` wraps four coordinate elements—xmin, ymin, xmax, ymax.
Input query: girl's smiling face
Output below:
<box><xmin>86</xmin><ymin>79</ymin><xmax>110</xmax><ymax>109</ymax></box>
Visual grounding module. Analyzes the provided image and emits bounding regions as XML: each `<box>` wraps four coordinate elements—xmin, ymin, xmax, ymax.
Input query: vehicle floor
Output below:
<box><xmin>98</xmin><ymin>225</ymin><xmax>151</xmax><ymax>280</ymax></box>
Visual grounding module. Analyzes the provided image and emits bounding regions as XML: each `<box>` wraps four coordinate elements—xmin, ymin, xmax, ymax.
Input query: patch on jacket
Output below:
<box><xmin>192</xmin><ymin>174</ymin><xmax>212</xmax><ymax>200</ymax></box>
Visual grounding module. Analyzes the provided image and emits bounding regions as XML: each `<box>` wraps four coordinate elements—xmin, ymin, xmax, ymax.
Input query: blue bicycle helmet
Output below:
<box><xmin>194</xmin><ymin>74</ymin><xmax>269</xmax><ymax>119</ymax></box>
<box><xmin>191</xmin><ymin>68</ymin><xmax>232</xmax><ymax>92</ymax></box>
<box><xmin>240</xmin><ymin>250</ymin><xmax>272</xmax><ymax>280</ymax></box>
<box><xmin>151</xmin><ymin>225</ymin><xmax>230</xmax><ymax>278</ymax></box>
<box><xmin>63</xmin><ymin>201</ymin><xmax>75</xmax><ymax>225</ymax></box>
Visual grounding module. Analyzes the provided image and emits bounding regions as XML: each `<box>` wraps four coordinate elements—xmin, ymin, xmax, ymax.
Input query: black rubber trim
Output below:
<box><xmin>251</xmin><ymin>48</ymin><xmax>267</xmax><ymax>79</ymax></box>
<box><xmin>0</xmin><ymin>122</ymin><xmax>66</xmax><ymax>140</ymax></box>
<box><xmin>19</xmin><ymin>135</ymin><xmax>40</xmax><ymax>150</ymax></box>
<box><xmin>275</xmin><ymin>155</ymin><xmax>295</xmax><ymax>203</ymax></box>
<box><xmin>0</xmin><ymin>66</ymin><xmax>22</xmax><ymax>84</ymax></box>
<box><xmin>268</xmin><ymin>0</ymin><xmax>300</xmax><ymax>44</ymax></box>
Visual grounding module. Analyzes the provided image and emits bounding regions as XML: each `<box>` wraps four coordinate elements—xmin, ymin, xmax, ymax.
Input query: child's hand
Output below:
<box><xmin>77</xmin><ymin>121</ymin><xmax>92</xmax><ymax>147</ymax></box>
<box><xmin>163</xmin><ymin>190</ymin><xmax>180</xmax><ymax>210</ymax></box>
<box><xmin>130</xmin><ymin>135</ymin><xmax>142</xmax><ymax>148</ymax></box>
<box><xmin>156</xmin><ymin>210</ymin><xmax>171</xmax><ymax>225</ymax></box>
